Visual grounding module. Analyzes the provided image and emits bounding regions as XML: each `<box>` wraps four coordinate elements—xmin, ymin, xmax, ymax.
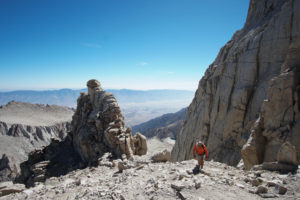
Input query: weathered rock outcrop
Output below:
<box><xmin>0</xmin><ymin>155</ymin><xmax>18</xmax><ymax>182</ymax></box>
<box><xmin>16</xmin><ymin>80</ymin><xmax>147</xmax><ymax>187</ymax></box>
<box><xmin>171</xmin><ymin>0</ymin><xmax>300</xmax><ymax>169</ymax></box>
<box><xmin>71</xmin><ymin>79</ymin><xmax>147</xmax><ymax>162</ymax></box>
<box><xmin>0</xmin><ymin>102</ymin><xmax>73</xmax><ymax>182</ymax></box>
<box><xmin>15</xmin><ymin>137</ymin><xmax>83</xmax><ymax>187</ymax></box>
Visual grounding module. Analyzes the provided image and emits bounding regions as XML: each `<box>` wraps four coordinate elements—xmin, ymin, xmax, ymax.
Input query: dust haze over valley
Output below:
<box><xmin>0</xmin><ymin>89</ymin><xmax>194</xmax><ymax>126</ymax></box>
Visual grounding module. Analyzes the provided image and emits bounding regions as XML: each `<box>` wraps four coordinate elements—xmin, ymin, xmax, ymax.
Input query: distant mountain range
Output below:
<box><xmin>0</xmin><ymin>89</ymin><xmax>194</xmax><ymax>126</ymax></box>
<box><xmin>132</xmin><ymin>107</ymin><xmax>187</xmax><ymax>139</ymax></box>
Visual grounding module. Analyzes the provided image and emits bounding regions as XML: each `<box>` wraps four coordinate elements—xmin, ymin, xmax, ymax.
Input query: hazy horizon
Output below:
<box><xmin>0</xmin><ymin>0</ymin><xmax>249</xmax><ymax>91</ymax></box>
<box><xmin>0</xmin><ymin>87</ymin><xmax>195</xmax><ymax>92</ymax></box>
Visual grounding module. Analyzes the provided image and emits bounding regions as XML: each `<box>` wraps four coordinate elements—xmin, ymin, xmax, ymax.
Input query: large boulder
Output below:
<box><xmin>151</xmin><ymin>150</ymin><xmax>171</xmax><ymax>163</ymax></box>
<box><xmin>132</xmin><ymin>133</ymin><xmax>147</xmax><ymax>156</ymax></box>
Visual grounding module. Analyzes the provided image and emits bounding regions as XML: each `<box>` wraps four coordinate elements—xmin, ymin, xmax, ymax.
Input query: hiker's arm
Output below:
<box><xmin>193</xmin><ymin>145</ymin><xmax>196</xmax><ymax>156</ymax></box>
<box><xmin>204</xmin><ymin>145</ymin><xmax>208</xmax><ymax>158</ymax></box>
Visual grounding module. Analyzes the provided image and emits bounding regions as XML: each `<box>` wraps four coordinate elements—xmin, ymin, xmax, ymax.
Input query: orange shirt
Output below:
<box><xmin>193</xmin><ymin>143</ymin><xmax>208</xmax><ymax>157</ymax></box>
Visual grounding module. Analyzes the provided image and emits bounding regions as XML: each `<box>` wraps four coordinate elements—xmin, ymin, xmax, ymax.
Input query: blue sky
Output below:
<box><xmin>0</xmin><ymin>0</ymin><xmax>249</xmax><ymax>91</ymax></box>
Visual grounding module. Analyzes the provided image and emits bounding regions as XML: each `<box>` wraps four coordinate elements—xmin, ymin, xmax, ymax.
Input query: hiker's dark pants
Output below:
<box><xmin>195</xmin><ymin>154</ymin><xmax>205</xmax><ymax>168</ymax></box>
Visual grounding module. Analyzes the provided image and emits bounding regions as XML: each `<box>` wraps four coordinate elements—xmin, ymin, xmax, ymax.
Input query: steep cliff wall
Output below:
<box><xmin>171</xmin><ymin>0</ymin><xmax>300</xmax><ymax>167</ymax></box>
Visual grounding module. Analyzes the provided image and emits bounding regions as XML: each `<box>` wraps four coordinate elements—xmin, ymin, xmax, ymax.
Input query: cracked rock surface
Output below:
<box><xmin>172</xmin><ymin>0</ymin><xmax>300</xmax><ymax>168</ymax></box>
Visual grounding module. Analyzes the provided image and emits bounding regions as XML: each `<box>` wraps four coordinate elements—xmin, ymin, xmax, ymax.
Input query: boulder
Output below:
<box><xmin>256</xmin><ymin>186</ymin><xmax>268</xmax><ymax>194</ymax></box>
<box><xmin>274</xmin><ymin>185</ymin><xmax>287</xmax><ymax>195</ymax></box>
<box><xmin>277</xmin><ymin>142</ymin><xmax>297</xmax><ymax>165</ymax></box>
<box><xmin>151</xmin><ymin>150</ymin><xmax>171</xmax><ymax>163</ymax></box>
<box><xmin>262</xmin><ymin>162</ymin><xmax>298</xmax><ymax>173</ymax></box>
<box><xmin>132</xmin><ymin>133</ymin><xmax>147</xmax><ymax>156</ymax></box>
<box><xmin>117</xmin><ymin>160</ymin><xmax>134</xmax><ymax>172</ymax></box>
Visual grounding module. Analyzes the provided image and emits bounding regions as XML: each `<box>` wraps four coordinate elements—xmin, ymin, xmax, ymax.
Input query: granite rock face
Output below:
<box><xmin>172</xmin><ymin>0</ymin><xmax>300</xmax><ymax>168</ymax></box>
<box><xmin>71</xmin><ymin>79</ymin><xmax>147</xmax><ymax>162</ymax></box>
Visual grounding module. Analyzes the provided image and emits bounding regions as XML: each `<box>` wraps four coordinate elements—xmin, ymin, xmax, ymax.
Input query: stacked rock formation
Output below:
<box><xmin>71</xmin><ymin>79</ymin><xmax>147</xmax><ymax>162</ymax></box>
<box><xmin>171</xmin><ymin>0</ymin><xmax>300</xmax><ymax>170</ymax></box>
<box><xmin>16</xmin><ymin>80</ymin><xmax>147</xmax><ymax>187</ymax></box>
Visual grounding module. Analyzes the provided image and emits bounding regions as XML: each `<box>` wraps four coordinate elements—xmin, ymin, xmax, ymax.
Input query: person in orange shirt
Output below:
<box><xmin>193</xmin><ymin>140</ymin><xmax>208</xmax><ymax>169</ymax></box>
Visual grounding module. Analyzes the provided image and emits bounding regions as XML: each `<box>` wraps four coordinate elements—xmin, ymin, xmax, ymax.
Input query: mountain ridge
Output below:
<box><xmin>132</xmin><ymin>108</ymin><xmax>187</xmax><ymax>139</ymax></box>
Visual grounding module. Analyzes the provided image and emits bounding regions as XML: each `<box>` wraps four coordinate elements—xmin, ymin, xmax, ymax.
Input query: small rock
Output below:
<box><xmin>244</xmin><ymin>177</ymin><xmax>250</xmax><ymax>183</ymax></box>
<box><xmin>256</xmin><ymin>186</ymin><xmax>268</xmax><ymax>194</ymax></box>
<box><xmin>120</xmin><ymin>194</ymin><xmax>125</xmax><ymax>200</ymax></box>
<box><xmin>282</xmin><ymin>179</ymin><xmax>287</xmax><ymax>184</ymax></box>
<box><xmin>23</xmin><ymin>189</ymin><xmax>33</xmax><ymax>196</ymax></box>
<box><xmin>248</xmin><ymin>189</ymin><xmax>256</xmax><ymax>194</ymax></box>
<box><xmin>236</xmin><ymin>183</ymin><xmax>245</xmax><ymax>189</ymax></box>
<box><xmin>177</xmin><ymin>190</ymin><xmax>195</xmax><ymax>200</ymax></box>
<box><xmin>225</xmin><ymin>179</ymin><xmax>233</xmax><ymax>186</ymax></box>
<box><xmin>117</xmin><ymin>161</ymin><xmax>134</xmax><ymax>172</ymax></box>
<box><xmin>135</xmin><ymin>165</ymin><xmax>144</xmax><ymax>170</ymax></box>
<box><xmin>274</xmin><ymin>185</ymin><xmax>287</xmax><ymax>195</ymax></box>
<box><xmin>257</xmin><ymin>177</ymin><xmax>265</xmax><ymax>183</ymax></box>
<box><xmin>171</xmin><ymin>182</ymin><xmax>185</xmax><ymax>191</ymax></box>
<box><xmin>255</xmin><ymin>171</ymin><xmax>262</xmax><ymax>177</ymax></box>
<box><xmin>194</xmin><ymin>180</ymin><xmax>201</xmax><ymax>189</ymax></box>
<box><xmin>251</xmin><ymin>179</ymin><xmax>261</xmax><ymax>187</ymax></box>
<box><xmin>259</xmin><ymin>193</ymin><xmax>278</xmax><ymax>198</ymax></box>
<box><xmin>266</xmin><ymin>181</ymin><xmax>276</xmax><ymax>187</ymax></box>
<box><xmin>228</xmin><ymin>172</ymin><xmax>235</xmax><ymax>176</ymax></box>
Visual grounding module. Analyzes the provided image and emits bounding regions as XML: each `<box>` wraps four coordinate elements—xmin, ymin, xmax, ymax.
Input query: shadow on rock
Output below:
<box><xmin>15</xmin><ymin>136</ymin><xmax>85</xmax><ymax>188</ymax></box>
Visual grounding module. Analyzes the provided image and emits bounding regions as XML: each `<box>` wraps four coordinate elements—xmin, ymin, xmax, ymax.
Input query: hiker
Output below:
<box><xmin>193</xmin><ymin>141</ymin><xmax>208</xmax><ymax>169</ymax></box>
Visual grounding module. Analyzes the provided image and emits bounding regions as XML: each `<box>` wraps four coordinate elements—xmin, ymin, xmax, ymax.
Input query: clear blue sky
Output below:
<box><xmin>0</xmin><ymin>0</ymin><xmax>249</xmax><ymax>91</ymax></box>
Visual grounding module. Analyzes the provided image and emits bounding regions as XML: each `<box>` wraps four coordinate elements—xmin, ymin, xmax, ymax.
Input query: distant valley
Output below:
<box><xmin>132</xmin><ymin>107</ymin><xmax>187</xmax><ymax>139</ymax></box>
<box><xmin>0</xmin><ymin>89</ymin><xmax>194</xmax><ymax>126</ymax></box>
